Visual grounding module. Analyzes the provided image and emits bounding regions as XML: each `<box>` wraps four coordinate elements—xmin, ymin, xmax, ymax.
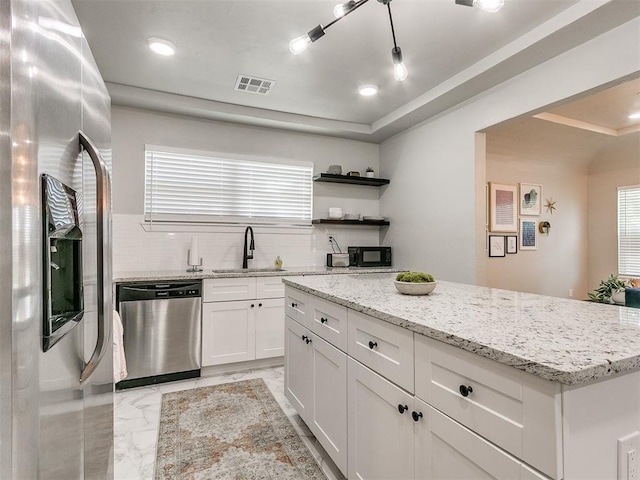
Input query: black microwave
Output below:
<box><xmin>348</xmin><ymin>246</ymin><xmax>392</xmax><ymax>267</ymax></box>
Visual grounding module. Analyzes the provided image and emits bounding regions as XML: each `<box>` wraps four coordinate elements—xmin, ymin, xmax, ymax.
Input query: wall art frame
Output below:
<box><xmin>488</xmin><ymin>235</ymin><xmax>506</xmax><ymax>257</ymax></box>
<box><xmin>519</xmin><ymin>183</ymin><xmax>542</xmax><ymax>216</ymax></box>
<box><xmin>488</xmin><ymin>182</ymin><xmax>518</xmax><ymax>232</ymax></box>
<box><xmin>520</xmin><ymin>218</ymin><xmax>538</xmax><ymax>250</ymax></box>
<box><xmin>506</xmin><ymin>235</ymin><xmax>518</xmax><ymax>254</ymax></box>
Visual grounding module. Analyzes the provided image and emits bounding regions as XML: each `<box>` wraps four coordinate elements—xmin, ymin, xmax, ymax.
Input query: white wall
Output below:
<box><xmin>111</xmin><ymin>107</ymin><xmax>383</xmax><ymax>273</ymax></box>
<box><xmin>483</xmin><ymin>152</ymin><xmax>588</xmax><ymax>298</ymax></box>
<box><xmin>379</xmin><ymin>18</ymin><xmax>640</xmax><ymax>285</ymax></box>
<box><xmin>587</xmin><ymin>133</ymin><xmax>640</xmax><ymax>291</ymax></box>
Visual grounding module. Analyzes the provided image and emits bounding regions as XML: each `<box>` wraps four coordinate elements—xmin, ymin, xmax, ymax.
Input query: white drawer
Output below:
<box><xmin>309</xmin><ymin>294</ymin><xmax>348</xmax><ymax>351</ymax></box>
<box><xmin>347</xmin><ymin>310</ymin><xmax>414</xmax><ymax>393</ymax></box>
<box><xmin>203</xmin><ymin>277</ymin><xmax>256</xmax><ymax>302</ymax></box>
<box><xmin>414</xmin><ymin>335</ymin><xmax>562</xmax><ymax>479</ymax></box>
<box><xmin>415</xmin><ymin>400</ymin><xmax>551</xmax><ymax>480</ymax></box>
<box><xmin>285</xmin><ymin>287</ymin><xmax>310</xmax><ymax>328</ymax></box>
<box><xmin>256</xmin><ymin>276</ymin><xmax>284</xmax><ymax>299</ymax></box>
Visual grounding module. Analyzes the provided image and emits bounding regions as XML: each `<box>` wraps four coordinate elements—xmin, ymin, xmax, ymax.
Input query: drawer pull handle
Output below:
<box><xmin>368</xmin><ymin>341</ymin><xmax>377</xmax><ymax>350</ymax></box>
<box><xmin>301</xmin><ymin>335</ymin><xmax>312</xmax><ymax>345</ymax></box>
<box><xmin>459</xmin><ymin>385</ymin><xmax>473</xmax><ymax>397</ymax></box>
<box><xmin>320</xmin><ymin>317</ymin><xmax>328</xmax><ymax>324</ymax></box>
<box><xmin>291</xmin><ymin>302</ymin><xmax>298</xmax><ymax>308</ymax></box>
<box><xmin>397</xmin><ymin>404</ymin><xmax>408</xmax><ymax>414</ymax></box>
<box><xmin>412</xmin><ymin>411</ymin><xmax>423</xmax><ymax>422</ymax></box>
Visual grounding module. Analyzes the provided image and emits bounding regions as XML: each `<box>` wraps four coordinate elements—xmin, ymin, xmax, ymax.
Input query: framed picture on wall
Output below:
<box><xmin>520</xmin><ymin>219</ymin><xmax>537</xmax><ymax>250</ymax></box>
<box><xmin>488</xmin><ymin>182</ymin><xmax>518</xmax><ymax>232</ymax></box>
<box><xmin>488</xmin><ymin>235</ymin><xmax>506</xmax><ymax>257</ymax></box>
<box><xmin>506</xmin><ymin>235</ymin><xmax>518</xmax><ymax>254</ymax></box>
<box><xmin>519</xmin><ymin>183</ymin><xmax>542</xmax><ymax>216</ymax></box>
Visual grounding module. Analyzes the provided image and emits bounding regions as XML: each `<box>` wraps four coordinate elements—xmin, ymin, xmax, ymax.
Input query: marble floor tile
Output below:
<box><xmin>114</xmin><ymin>366</ymin><xmax>345</xmax><ymax>480</ymax></box>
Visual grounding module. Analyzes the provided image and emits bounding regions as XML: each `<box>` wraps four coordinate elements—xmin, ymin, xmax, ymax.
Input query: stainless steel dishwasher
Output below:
<box><xmin>116</xmin><ymin>281</ymin><xmax>201</xmax><ymax>389</ymax></box>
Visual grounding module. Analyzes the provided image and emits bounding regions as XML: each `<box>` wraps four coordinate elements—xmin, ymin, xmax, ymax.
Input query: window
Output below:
<box><xmin>144</xmin><ymin>147</ymin><xmax>313</xmax><ymax>225</ymax></box>
<box><xmin>618</xmin><ymin>185</ymin><xmax>640</xmax><ymax>277</ymax></box>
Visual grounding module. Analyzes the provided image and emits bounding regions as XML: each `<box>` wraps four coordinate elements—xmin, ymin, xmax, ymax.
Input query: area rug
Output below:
<box><xmin>154</xmin><ymin>378</ymin><xmax>326</xmax><ymax>479</ymax></box>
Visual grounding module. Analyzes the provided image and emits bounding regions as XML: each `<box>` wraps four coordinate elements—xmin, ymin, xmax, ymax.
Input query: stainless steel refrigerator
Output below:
<box><xmin>0</xmin><ymin>0</ymin><xmax>114</xmax><ymax>478</ymax></box>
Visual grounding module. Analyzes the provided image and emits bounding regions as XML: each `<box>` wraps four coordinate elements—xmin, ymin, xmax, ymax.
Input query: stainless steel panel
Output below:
<box><xmin>0</xmin><ymin>0</ymin><xmax>13</xmax><ymax>476</ymax></box>
<box><xmin>120</xmin><ymin>297</ymin><xmax>202</xmax><ymax>379</ymax></box>
<box><xmin>3</xmin><ymin>0</ymin><xmax>113</xmax><ymax>477</ymax></box>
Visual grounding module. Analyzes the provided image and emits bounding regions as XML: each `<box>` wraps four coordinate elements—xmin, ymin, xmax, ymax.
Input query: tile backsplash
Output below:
<box><xmin>112</xmin><ymin>214</ymin><xmax>382</xmax><ymax>274</ymax></box>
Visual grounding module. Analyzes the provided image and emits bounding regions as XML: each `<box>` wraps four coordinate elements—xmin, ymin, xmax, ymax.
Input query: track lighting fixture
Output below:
<box><xmin>290</xmin><ymin>0</ymin><xmax>504</xmax><ymax>81</ymax></box>
<box><xmin>289</xmin><ymin>0</ymin><xmax>408</xmax><ymax>81</ymax></box>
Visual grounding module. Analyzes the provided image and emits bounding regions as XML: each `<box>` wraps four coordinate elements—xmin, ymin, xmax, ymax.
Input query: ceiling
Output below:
<box><xmin>71</xmin><ymin>0</ymin><xmax>640</xmax><ymax>142</ymax></box>
<box><xmin>485</xmin><ymin>77</ymin><xmax>640</xmax><ymax>165</ymax></box>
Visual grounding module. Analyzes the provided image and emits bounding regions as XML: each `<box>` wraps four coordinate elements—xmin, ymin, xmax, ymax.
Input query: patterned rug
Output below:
<box><xmin>154</xmin><ymin>378</ymin><xmax>326</xmax><ymax>479</ymax></box>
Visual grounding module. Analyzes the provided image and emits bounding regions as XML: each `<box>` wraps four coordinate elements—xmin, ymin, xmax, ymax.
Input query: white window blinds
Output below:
<box><xmin>618</xmin><ymin>185</ymin><xmax>640</xmax><ymax>277</ymax></box>
<box><xmin>144</xmin><ymin>148</ymin><xmax>313</xmax><ymax>225</ymax></box>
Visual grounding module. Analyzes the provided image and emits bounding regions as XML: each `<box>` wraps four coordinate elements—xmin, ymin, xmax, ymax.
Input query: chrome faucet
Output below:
<box><xmin>242</xmin><ymin>226</ymin><xmax>255</xmax><ymax>269</ymax></box>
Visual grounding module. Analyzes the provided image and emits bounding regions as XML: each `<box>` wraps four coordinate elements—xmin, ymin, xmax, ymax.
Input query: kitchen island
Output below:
<box><xmin>283</xmin><ymin>273</ymin><xmax>640</xmax><ymax>480</ymax></box>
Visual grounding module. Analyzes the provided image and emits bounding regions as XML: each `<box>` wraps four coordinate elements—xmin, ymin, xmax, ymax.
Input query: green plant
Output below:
<box><xmin>396</xmin><ymin>271</ymin><xmax>435</xmax><ymax>283</ymax></box>
<box><xmin>366</xmin><ymin>166</ymin><xmax>374</xmax><ymax>172</ymax></box>
<box><xmin>587</xmin><ymin>274</ymin><xmax>630</xmax><ymax>303</ymax></box>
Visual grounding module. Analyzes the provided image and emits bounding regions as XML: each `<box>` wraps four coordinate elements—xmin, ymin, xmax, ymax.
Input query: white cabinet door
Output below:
<box><xmin>413</xmin><ymin>397</ymin><xmax>549</xmax><ymax>480</ymax></box>
<box><xmin>310</xmin><ymin>334</ymin><xmax>347</xmax><ymax>476</ymax></box>
<box><xmin>201</xmin><ymin>300</ymin><xmax>255</xmax><ymax>366</ymax></box>
<box><xmin>255</xmin><ymin>298</ymin><xmax>284</xmax><ymax>359</ymax></box>
<box><xmin>348</xmin><ymin>358</ymin><xmax>414</xmax><ymax>480</ymax></box>
<box><xmin>284</xmin><ymin>316</ymin><xmax>313</xmax><ymax>421</ymax></box>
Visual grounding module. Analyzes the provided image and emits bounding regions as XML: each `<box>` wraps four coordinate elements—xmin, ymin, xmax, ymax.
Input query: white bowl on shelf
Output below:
<box><xmin>393</xmin><ymin>280</ymin><xmax>437</xmax><ymax>296</ymax></box>
<box><xmin>343</xmin><ymin>213</ymin><xmax>360</xmax><ymax>220</ymax></box>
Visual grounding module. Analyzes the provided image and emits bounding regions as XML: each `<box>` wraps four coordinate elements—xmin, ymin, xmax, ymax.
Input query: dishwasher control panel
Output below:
<box><xmin>117</xmin><ymin>282</ymin><xmax>201</xmax><ymax>302</ymax></box>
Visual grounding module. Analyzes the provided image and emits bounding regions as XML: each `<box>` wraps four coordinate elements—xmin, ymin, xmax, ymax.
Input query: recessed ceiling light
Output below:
<box><xmin>147</xmin><ymin>38</ymin><xmax>176</xmax><ymax>56</ymax></box>
<box><xmin>358</xmin><ymin>85</ymin><xmax>378</xmax><ymax>97</ymax></box>
<box><xmin>629</xmin><ymin>112</ymin><xmax>640</xmax><ymax>119</ymax></box>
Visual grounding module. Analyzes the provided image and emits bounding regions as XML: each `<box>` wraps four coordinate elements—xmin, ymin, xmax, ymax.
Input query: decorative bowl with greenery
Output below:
<box><xmin>587</xmin><ymin>274</ymin><xmax>630</xmax><ymax>304</ymax></box>
<box><xmin>394</xmin><ymin>272</ymin><xmax>437</xmax><ymax>295</ymax></box>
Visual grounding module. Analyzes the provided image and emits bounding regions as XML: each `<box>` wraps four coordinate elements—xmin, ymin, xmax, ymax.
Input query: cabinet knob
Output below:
<box><xmin>259</xmin><ymin>303</ymin><xmax>262</xmax><ymax>307</ymax></box>
<box><xmin>459</xmin><ymin>385</ymin><xmax>473</xmax><ymax>397</ymax></box>
<box><xmin>368</xmin><ymin>341</ymin><xmax>378</xmax><ymax>350</ymax></box>
<box><xmin>251</xmin><ymin>303</ymin><xmax>255</xmax><ymax>308</ymax></box>
<box><xmin>320</xmin><ymin>317</ymin><xmax>328</xmax><ymax>324</ymax></box>
<box><xmin>301</xmin><ymin>335</ymin><xmax>312</xmax><ymax>345</ymax></box>
<box><xmin>412</xmin><ymin>411</ymin><xmax>423</xmax><ymax>422</ymax></box>
<box><xmin>291</xmin><ymin>302</ymin><xmax>298</xmax><ymax>308</ymax></box>
<box><xmin>397</xmin><ymin>404</ymin><xmax>408</xmax><ymax>414</ymax></box>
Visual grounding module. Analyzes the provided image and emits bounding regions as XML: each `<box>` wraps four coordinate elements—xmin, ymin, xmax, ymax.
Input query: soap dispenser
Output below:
<box><xmin>275</xmin><ymin>256</ymin><xmax>283</xmax><ymax>269</ymax></box>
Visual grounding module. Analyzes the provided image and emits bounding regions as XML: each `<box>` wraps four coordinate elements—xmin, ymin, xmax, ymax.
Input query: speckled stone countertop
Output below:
<box><xmin>283</xmin><ymin>273</ymin><xmax>640</xmax><ymax>386</ymax></box>
<box><xmin>113</xmin><ymin>266</ymin><xmax>402</xmax><ymax>283</ymax></box>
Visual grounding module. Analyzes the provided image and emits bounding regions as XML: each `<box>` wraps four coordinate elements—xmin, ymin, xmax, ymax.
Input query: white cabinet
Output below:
<box><xmin>202</xmin><ymin>300</ymin><xmax>255</xmax><ymax>365</ymax></box>
<box><xmin>285</xmin><ymin>316</ymin><xmax>313</xmax><ymax>418</ymax></box>
<box><xmin>348</xmin><ymin>357</ymin><xmax>414</xmax><ymax>480</ymax></box>
<box><xmin>414</xmin><ymin>335</ymin><xmax>562</xmax><ymax>479</ymax></box>
<box><xmin>285</xmin><ymin>316</ymin><xmax>348</xmax><ymax>476</ymax></box>
<box><xmin>202</xmin><ymin>277</ymin><xmax>284</xmax><ymax>367</ymax></box>
<box><xmin>414</xmin><ymin>398</ymin><xmax>549</xmax><ymax>480</ymax></box>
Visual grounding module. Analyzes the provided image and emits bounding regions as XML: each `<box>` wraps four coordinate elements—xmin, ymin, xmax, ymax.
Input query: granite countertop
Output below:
<box><xmin>283</xmin><ymin>273</ymin><xmax>640</xmax><ymax>386</ymax></box>
<box><xmin>113</xmin><ymin>266</ymin><xmax>403</xmax><ymax>283</ymax></box>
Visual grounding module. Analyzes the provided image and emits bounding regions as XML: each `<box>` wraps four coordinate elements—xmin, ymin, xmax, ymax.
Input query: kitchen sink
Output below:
<box><xmin>211</xmin><ymin>268</ymin><xmax>286</xmax><ymax>274</ymax></box>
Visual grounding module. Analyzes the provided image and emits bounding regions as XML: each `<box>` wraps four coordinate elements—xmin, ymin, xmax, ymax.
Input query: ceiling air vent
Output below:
<box><xmin>234</xmin><ymin>74</ymin><xmax>275</xmax><ymax>95</ymax></box>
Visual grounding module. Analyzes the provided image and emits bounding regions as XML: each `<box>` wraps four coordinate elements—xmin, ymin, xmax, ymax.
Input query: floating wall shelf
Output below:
<box><xmin>313</xmin><ymin>173</ymin><xmax>390</xmax><ymax>187</ymax></box>
<box><xmin>312</xmin><ymin>219</ymin><xmax>390</xmax><ymax>226</ymax></box>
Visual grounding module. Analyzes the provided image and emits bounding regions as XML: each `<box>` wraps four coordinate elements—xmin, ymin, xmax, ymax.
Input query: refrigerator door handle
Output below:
<box><xmin>79</xmin><ymin>131</ymin><xmax>112</xmax><ymax>384</ymax></box>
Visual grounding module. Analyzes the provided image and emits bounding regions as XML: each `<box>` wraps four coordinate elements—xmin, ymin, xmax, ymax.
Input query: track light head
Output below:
<box><xmin>455</xmin><ymin>0</ymin><xmax>504</xmax><ymax>12</ymax></box>
<box><xmin>391</xmin><ymin>47</ymin><xmax>408</xmax><ymax>82</ymax></box>
<box><xmin>289</xmin><ymin>25</ymin><xmax>326</xmax><ymax>54</ymax></box>
<box><xmin>333</xmin><ymin>1</ymin><xmax>357</xmax><ymax>18</ymax></box>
